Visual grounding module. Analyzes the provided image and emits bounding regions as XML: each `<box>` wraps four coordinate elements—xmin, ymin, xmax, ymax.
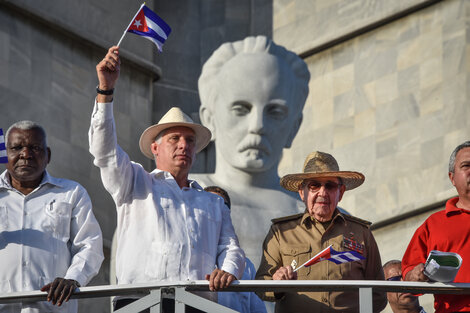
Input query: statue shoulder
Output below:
<box><xmin>271</xmin><ymin>213</ymin><xmax>304</xmax><ymax>224</ymax></box>
<box><xmin>343</xmin><ymin>214</ymin><xmax>372</xmax><ymax>228</ymax></box>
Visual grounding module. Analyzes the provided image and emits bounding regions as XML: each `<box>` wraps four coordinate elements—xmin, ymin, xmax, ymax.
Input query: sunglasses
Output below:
<box><xmin>305</xmin><ymin>181</ymin><xmax>342</xmax><ymax>191</ymax></box>
<box><xmin>386</xmin><ymin>275</ymin><xmax>402</xmax><ymax>281</ymax></box>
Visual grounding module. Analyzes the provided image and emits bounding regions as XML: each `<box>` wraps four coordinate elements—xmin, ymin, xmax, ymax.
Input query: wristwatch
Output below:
<box><xmin>96</xmin><ymin>85</ymin><xmax>114</xmax><ymax>95</ymax></box>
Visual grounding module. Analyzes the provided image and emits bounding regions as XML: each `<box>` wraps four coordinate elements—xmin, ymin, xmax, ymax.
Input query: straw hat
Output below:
<box><xmin>280</xmin><ymin>151</ymin><xmax>365</xmax><ymax>192</ymax></box>
<box><xmin>139</xmin><ymin>107</ymin><xmax>212</xmax><ymax>159</ymax></box>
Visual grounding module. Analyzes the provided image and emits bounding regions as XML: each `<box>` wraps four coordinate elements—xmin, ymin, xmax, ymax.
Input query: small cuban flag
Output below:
<box><xmin>117</xmin><ymin>3</ymin><xmax>171</xmax><ymax>52</ymax></box>
<box><xmin>0</xmin><ymin>128</ymin><xmax>7</xmax><ymax>164</ymax></box>
<box><xmin>293</xmin><ymin>245</ymin><xmax>365</xmax><ymax>272</ymax></box>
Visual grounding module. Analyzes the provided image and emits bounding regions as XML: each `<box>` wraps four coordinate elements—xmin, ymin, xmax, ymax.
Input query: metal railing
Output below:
<box><xmin>0</xmin><ymin>280</ymin><xmax>469</xmax><ymax>313</ymax></box>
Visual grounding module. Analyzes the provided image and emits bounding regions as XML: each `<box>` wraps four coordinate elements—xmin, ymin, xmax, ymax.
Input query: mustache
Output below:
<box><xmin>236</xmin><ymin>135</ymin><xmax>272</xmax><ymax>155</ymax></box>
<box><xmin>315</xmin><ymin>197</ymin><xmax>330</xmax><ymax>203</ymax></box>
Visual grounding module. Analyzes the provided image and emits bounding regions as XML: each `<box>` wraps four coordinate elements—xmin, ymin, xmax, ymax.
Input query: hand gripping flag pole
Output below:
<box><xmin>117</xmin><ymin>3</ymin><xmax>172</xmax><ymax>52</ymax></box>
<box><xmin>293</xmin><ymin>245</ymin><xmax>365</xmax><ymax>272</ymax></box>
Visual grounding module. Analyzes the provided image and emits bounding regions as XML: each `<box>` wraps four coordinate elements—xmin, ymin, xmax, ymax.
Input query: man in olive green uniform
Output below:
<box><xmin>256</xmin><ymin>151</ymin><xmax>387</xmax><ymax>313</ymax></box>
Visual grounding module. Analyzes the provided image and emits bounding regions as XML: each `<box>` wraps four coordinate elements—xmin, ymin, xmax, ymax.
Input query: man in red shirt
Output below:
<box><xmin>402</xmin><ymin>141</ymin><xmax>470</xmax><ymax>313</ymax></box>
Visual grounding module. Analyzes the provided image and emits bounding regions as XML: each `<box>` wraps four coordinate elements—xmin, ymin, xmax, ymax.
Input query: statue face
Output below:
<box><xmin>208</xmin><ymin>53</ymin><xmax>301</xmax><ymax>173</ymax></box>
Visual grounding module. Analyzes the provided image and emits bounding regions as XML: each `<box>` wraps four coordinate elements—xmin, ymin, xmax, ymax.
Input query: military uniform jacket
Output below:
<box><xmin>255</xmin><ymin>210</ymin><xmax>387</xmax><ymax>313</ymax></box>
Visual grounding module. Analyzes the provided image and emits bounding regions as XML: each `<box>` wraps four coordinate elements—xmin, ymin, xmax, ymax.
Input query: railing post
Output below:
<box><xmin>359</xmin><ymin>287</ymin><xmax>373</xmax><ymax>313</ymax></box>
<box><xmin>173</xmin><ymin>287</ymin><xmax>185</xmax><ymax>313</ymax></box>
<box><xmin>149</xmin><ymin>289</ymin><xmax>162</xmax><ymax>313</ymax></box>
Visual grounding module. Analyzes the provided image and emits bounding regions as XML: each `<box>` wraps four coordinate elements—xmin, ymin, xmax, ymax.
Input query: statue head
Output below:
<box><xmin>199</xmin><ymin>36</ymin><xmax>310</xmax><ymax>173</ymax></box>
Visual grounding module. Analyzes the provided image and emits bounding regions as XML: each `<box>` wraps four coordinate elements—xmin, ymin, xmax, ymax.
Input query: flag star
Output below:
<box><xmin>133</xmin><ymin>19</ymin><xmax>142</xmax><ymax>28</ymax></box>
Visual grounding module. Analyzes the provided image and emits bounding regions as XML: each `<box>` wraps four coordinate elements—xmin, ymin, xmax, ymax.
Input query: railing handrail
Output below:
<box><xmin>1</xmin><ymin>280</ymin><xmax>470</xmax><ymax>304</ymax></box>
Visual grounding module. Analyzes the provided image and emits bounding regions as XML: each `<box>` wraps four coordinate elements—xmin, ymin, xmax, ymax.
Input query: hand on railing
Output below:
<box><xmin>205</xmin><ymin>269</ymin><xmax>236</xmax><ymax>291</ymax></box>
<box><xmin>40</xmin><ymin>277</ymin><xmax>80</xmax><ymax>306</ymax></box>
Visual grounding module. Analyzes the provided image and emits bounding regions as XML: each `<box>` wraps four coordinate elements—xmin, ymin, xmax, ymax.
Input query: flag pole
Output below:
<box><xmin>293</xmin><ymin>245</ymin><xmax>332</xmax><ymax>272</ymax></box>
<box><xmin>117</xmin><ymin>2</ymin><xmax>146</xmax><ymax>47</ymax></box>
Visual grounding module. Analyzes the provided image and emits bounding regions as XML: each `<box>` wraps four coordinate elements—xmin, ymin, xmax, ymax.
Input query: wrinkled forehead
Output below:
<box><xmin>7</xmin><ymin>127</ymin><xmax>46</xmax><ymax>145</ymax></box>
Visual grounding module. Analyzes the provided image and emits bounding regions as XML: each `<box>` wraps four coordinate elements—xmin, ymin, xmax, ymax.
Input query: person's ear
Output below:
<box><xmin>46</xmin><ymin>147</ymin><xmax>51</xmax><ymax>164</ymax></box>
<box><xmin>285</xmin><ymin>114</ymin><xmax>303</xmax><ymax>148</ymax></box>
<box><xmin>449</xmin><ymin>171</ymin><xmax>456</xmax><ymax>187</ymax></box>
<box><xmin>150</xmin><ymin>142</ymin><xmax>159</xmax><ymax>156</ymax></box>
<box><xmin>338</xmin><ymin>184</ymin><xmax>346</xmax><ymax>202</ymax></box>
<box><xmin>199</xmin><ymin>106</ymin><xmax>216</xmax><ymax>141</ymax></box>
<box><xmin>298</xmin><ymin>186</ymin><xmax>305</xmax><ymax>201</ymax></box>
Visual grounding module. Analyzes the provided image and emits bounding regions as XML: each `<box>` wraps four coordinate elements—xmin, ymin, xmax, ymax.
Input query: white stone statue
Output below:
<box><xmin>191</xmin><ymin>36</ymin><xmax>310</xmax><ymax>266</ymax></box>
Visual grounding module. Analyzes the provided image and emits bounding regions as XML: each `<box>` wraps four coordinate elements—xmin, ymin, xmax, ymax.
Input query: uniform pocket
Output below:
<box><xmin>281</xmin><ymin>244</ymin><xmax>311</xmax><ymax>277</ymax></box>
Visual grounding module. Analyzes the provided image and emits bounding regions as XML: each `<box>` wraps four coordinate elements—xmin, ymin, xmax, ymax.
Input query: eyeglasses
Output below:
<box><xmin>386</xmin><ymin>275</ymin><xmax>402</xmax><ymax>281</ymax></box>
<box><xmin>305</xmin><ymin>181</ymin><xmax>342</xmax><ymax>192</ymax></box>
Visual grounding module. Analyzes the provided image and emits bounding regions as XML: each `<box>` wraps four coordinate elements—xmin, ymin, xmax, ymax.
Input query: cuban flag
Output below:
<box><xmin>294</xmin><ymin>245</ymin><xmax>365</xmax><ymax>272</ymax></box>
<box><xmin>0</xmin><ymin>128</ymin><xmax>7</xmax><ymax>163</ymax></box>
<box><xmin>123</xmin><ymin>4</ymin><xmax>171</xmax><ymax>52</ymax></box>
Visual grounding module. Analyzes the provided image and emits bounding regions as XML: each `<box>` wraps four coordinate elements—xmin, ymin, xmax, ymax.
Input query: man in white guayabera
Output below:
<box><xmin>91</xmin><ymin>46</ymin><xmax>245</xmax><ymax>313</ymax></box>
<box><xmin>191</xmin><ymin>36</ymin><xmax>311</xmax><ymax>266</ymax></box>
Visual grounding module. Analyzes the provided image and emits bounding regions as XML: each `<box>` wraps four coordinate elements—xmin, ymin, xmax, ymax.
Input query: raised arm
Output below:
<box><xmin>89</xmin><ymin>46</ymin><xmax>142</xmax><ymax>205</ymax></box>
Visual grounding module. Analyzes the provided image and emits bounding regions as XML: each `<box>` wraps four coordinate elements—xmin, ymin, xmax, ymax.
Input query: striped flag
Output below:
<box><xmin>117</xmin><ymin>3</ymin><xmax>171</xmax><ymax>52</ymax></box>
<box><xmin>294</xmin><ymin>245</ymin><xmax>365</xmax><ymax>272</ymax></box>
<box><xmin>0</xmin><ymin>128</ymin><xmax>7</xmax><ymax>163</ymax></box>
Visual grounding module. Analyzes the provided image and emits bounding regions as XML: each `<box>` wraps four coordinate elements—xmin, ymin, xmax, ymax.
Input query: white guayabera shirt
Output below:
<box><xmin>89</xmin><ymin>101</ymin><xmax>245</xmax><ymax>301</ymax></box>
<box><xmin>0</xmin><ymin>170</ymin><xmax>104</xmax><ymax>313</ymax></box>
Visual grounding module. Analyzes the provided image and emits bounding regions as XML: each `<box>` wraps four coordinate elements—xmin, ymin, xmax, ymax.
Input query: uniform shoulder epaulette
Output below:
<box><xmin>271</xmin><ymin>213</ymin><xmax>304</xmax><ymax>224</ymax></box>
<box><xmin>343</xmin><ymin>214</ymin><xmax>372</xmax><ymax>228</ymax></box>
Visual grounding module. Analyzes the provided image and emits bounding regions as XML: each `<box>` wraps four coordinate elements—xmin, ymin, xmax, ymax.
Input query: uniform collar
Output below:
<box><xmin>301</xmin><ymin>208</ymin><xmax>346</xmax><ymax>227</ymax></box>
<box><xmin>445</xmin><ymin>196</ymin><xmax>470</xmax><ymax>215</ymax></box>
<box><xmin>0</xmin><ymin>170</ymin><xmax>63</xmax><ymax>191</ymax></box>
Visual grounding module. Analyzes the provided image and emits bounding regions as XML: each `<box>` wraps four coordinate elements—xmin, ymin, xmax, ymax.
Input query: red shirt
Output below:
<box><xmin>402</xmin><ymin>197</ymin><xmax>470</xmax><ymax>312</ymax></box>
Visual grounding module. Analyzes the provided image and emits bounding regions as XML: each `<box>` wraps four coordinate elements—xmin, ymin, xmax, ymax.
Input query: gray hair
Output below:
<box><xmin>5</xmin><ymin>120</ymin><xmax>47</xmax><ymax>147</ymax></box>
<box><xmin>198</xmin><ymin>36</ymin><xmax>310</xmax><ymax>116</ymax></box>
<box><xmin>382</xmin><ymin>259</ymin><xmax>401</xmax><ymax>270</ymax></box>
<box><xmin>154</xmin><ymin>130</ymin><xmax>166</xmax><ymax>145</ymax></box>
<box><xmin>449</xmin><ymin>141</ymin><xmax>470</xmax><ymax>173</ymax></box>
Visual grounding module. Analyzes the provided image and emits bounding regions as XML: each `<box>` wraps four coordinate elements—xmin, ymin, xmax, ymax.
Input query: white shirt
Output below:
<box><xmin>0</xmin><ymin>170</ymin><xmax>104</xmax><ymax>313</ymax></box>
<box><xmin>218</xmin><ymin>258</ymin><xmax>267</xmax><ymax>313</ymax></box>
<box><xmin>89</xmin><ymin>102</ymin><xmax>245</xmax><ymax>295</ymax></box>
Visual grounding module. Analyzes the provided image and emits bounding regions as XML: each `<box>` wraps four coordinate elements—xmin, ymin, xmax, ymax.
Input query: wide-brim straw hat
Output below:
<box><xmin>280</xmin><ymin>151</ymin><xmax>365</xmax><ymax>192</ymax></box>
<box><xmin>139</xmin><ymin>107</ymin><xmax>212</xmax><ymax>159</ymax></box>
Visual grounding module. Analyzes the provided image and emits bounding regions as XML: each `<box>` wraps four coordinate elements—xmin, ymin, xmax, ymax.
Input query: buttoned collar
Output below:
<box><xmin>0</xmin><ymin>170</ymin><xmax>63</xmax><ymax>192</ymax></box>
